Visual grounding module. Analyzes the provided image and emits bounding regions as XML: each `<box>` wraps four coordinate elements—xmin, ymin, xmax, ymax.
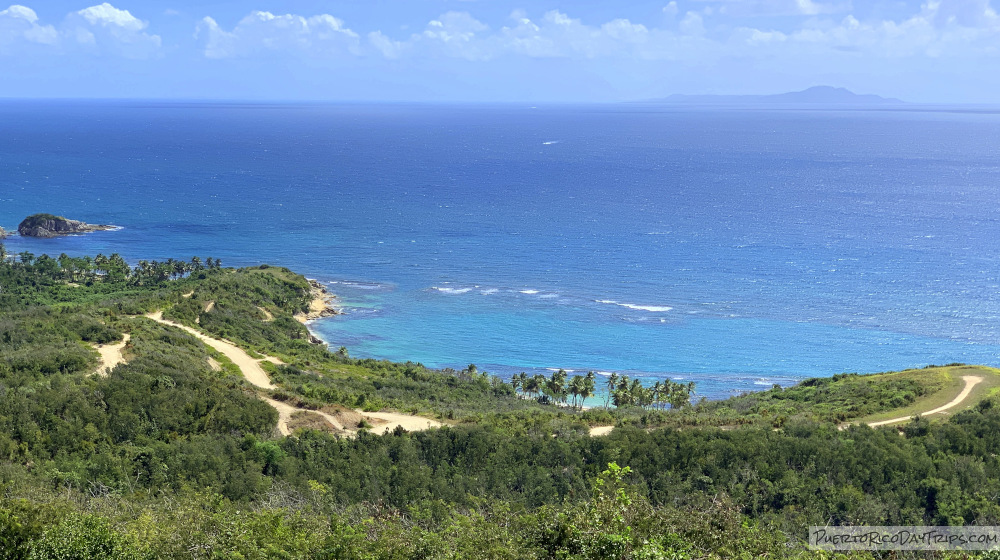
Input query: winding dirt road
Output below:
<box><xmin>868</xmin><ymin>375</ymin><xmax>984</xmax><ymax>427</ymax></box>
<box><xmin>144</xmin><ymin>311</ymin><xmax>442</xmax><ymax>437</ymax></box>
<box><xmin>146</xmin><ymin>311</ymin><xmax>275</xmax><ymax>390</ymax></box>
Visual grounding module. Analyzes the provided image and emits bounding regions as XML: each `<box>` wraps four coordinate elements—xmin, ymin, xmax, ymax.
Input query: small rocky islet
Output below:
<box><xmin>16</xmin><ymin>213</ymin><xmax>116</xmax><ymax>238</ymax></box>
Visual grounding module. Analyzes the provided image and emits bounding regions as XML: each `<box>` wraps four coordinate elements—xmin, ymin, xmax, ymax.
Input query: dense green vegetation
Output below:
<box><xmin>3</xmin><ymin>247</ymin><xmax>1000</xmax><ymax>558</ymax></box>
<box><xmin>16</xmin><ymin>213</ymin><xmax>63</xmax><ymax>229</ymax></box>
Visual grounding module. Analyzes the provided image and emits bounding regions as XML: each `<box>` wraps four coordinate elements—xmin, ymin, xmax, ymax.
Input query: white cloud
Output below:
<box><xmin>196</xmin><ymin>10</ymin><xmax>361</xmax><ymax>59</ymax></box>
<box><xmin>67</xmin><ymin>3</ymin><xmax>161</xmax><ymax>58</ymax></box>
<box><xmin>0</xmin><ymin>4</ymin><xmax>57</xmax><ymax>49</ymax></box>
<box><xmin>415</xmin><ymin>11</ymin><xmax>492</xmax><ymax>59</ymax></box>
<box><xmin>0</xmin><ymin>3</ymin><xmax>160</xmax><ymax>57</ymax></box>
<box><xmin>922</xmin><ymin>0</ymin><xmax>1000</xmax><ymax>28</ymax></box>
<box><xmin>728</xmin><ymin>1</ymin><xmax>1000</xmax><ymax>60</ymax></box>
<box><xmin>7</xmin><ymin>0</ymin><xmax>1000</xmax><ymax>101</ymax></box>
<box><xmin>368</xmin><ymin>30</ymin><xmax>407</xmax><ymax>58</ymax></box>
<box><xmin>388</xmin><ymin>10</ymin><xmax>698</xmax><ymax>60</ymax></box>
<box><xmin>142</xmin><ymin>0</ymin><xmax>1000</xmax><ymax>73</ymax></box>
<box><xmin>76</xmin><ymin>3</ymin><xmax>145</xmax><ymax>31</ymax></box>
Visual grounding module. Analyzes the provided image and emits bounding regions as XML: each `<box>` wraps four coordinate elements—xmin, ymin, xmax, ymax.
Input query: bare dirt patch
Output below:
<box><xmin>93</xmin><ymin>334</ymin><xmax>130</xmax><ymax>377</ymax></box>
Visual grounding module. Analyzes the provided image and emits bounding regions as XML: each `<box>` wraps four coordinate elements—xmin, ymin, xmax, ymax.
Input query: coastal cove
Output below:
<box><xmin>3</xmin><ymin>101</ymin><xmax>1000</xmax><ymax>398</ymax></box>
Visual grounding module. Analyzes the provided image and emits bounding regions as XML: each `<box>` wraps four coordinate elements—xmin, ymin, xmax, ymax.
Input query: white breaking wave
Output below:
<box><xmin>596</xmin><ymin>299</ymin><xmax>672</xmax><ymax>312</ymax></box>
<box><xmin>520</xmin><ymin>289</ymin><xmax>540</xmax><ymax>294</ymax></box>
<box><xmin>432</xmin><ymin>286</ymin><xmax>472</xmax><ymax>294</ymax></box>
<box><xmin>622</xmin><ymin>303</ymin><xmax>673</xmax><ymax>312</ymax></box>
<box><xmin>329</xmin><ymin>280</ymin><xmax>386</xmax><ymax>290</ymax></box>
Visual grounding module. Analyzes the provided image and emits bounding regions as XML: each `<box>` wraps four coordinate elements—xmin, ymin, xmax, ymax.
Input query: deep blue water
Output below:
<box><xmin>3</xmin><ymin>101</ymin><xmax>1000</xmax><ymax>398</ymax></box>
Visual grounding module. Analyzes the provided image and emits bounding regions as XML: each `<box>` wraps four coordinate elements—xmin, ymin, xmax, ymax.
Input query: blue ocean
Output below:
<box><xmin>3</xmin><ymin>101</ymin><xmax>1000</xmax><ymax>399</ymax></box>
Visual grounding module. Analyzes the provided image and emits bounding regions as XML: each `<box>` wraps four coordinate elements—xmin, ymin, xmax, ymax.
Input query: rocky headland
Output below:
<box><xmin>295</xmin><ymin>279</ymin><xmax>340</xmax><ymax>325</ymax></box>
<box><xmin>17</xmin><ymin>213</ymin><xmax>116</xmax><ymax>238</ymax></box>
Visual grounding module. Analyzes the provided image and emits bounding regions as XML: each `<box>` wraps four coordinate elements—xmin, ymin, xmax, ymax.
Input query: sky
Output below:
<box><xmin>2</xmin><ymin>0</ymin><xmax>1000</xmax><ymax>102</ymax></box>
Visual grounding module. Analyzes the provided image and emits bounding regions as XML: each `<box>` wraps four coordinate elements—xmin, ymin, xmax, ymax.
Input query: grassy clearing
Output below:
<box><xmin>853</xmin><ymin>365</ymin><xmax>1000</xmax><ymax>425</ymax></box>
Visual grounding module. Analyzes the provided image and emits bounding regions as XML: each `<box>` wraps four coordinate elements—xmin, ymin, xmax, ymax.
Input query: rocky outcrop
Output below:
<box><xmin>17</xmin><ymin>214</ymin><xmax>115</xmax><ymax>238</ymax></box>
<box><xmin>294</xmin><ymin>279</ymin><xmax>341</xmax><ymax>324</ymax></box>
<box><xmin>0</xmin><ymin>226</ymin><xmax>7</xmax><ymax>239</ymax></box>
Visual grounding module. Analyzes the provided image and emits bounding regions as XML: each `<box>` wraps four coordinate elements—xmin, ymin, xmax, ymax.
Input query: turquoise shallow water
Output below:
<box><xmin>3</xmin><ymin>101</ymin><xmax>1000</xmax><ymax>398</ymax></box>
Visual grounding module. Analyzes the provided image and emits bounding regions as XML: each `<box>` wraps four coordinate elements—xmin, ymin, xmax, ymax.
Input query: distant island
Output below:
<box><xmin>648</xmin><ymin>85</ymin><xmax>903</xmax><ymax>106</ymax></box>
<box><xmin>17</xmin><ymin>213</ymin><xmax>116</xmax><ymax>238</ymax></box>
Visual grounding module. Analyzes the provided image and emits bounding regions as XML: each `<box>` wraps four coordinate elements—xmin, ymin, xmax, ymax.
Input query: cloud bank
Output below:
<box><xmin>187</xmin><ymin>1</ymin><xmax>1000</xmax><ymax>66</ymax></box>
<box><xmin>4</xmin><ymin>1</ymin><xmax>1000</xmax><ymax>101</ymax></box>
<box><xmin>197</xmin><ymin>11</ymin><xmax>361</xmax><ymax>59</ymax></box>
<box><xmin>0</xmin><ymin>2</ymin><xmax>159</xmax><ymax>57</ymax></box>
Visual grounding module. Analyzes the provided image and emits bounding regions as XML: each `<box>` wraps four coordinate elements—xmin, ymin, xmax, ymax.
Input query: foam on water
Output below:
<box><xmin>432</xmin><ymin>286</ymin><xmax>473</xmax><ymax>294</ymax></box>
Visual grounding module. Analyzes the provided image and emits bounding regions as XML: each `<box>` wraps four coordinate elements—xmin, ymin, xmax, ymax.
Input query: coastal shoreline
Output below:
<box><xmin>297</xmin><ymin>279</ymin><xmax>339</xmax><ymax>345</ymax></box>
<box><xmin>295</xmin><ymin>279</ymin><xmax>340</xmax><ymax>323</ymax></box>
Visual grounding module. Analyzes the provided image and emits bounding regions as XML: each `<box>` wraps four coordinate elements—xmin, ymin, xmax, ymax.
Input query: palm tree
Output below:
<box><xmin>667</xmin><ymin>381</ymin><xmax>695</xmax><ymax>409</ymax></box>
<box><xmin>628</xmin><ymin>378</ymin><xmax>644</xmax><ymax>408</ymax></box>
<box><xmin>652</xmin><ymin>381</ymin><xmax>664</xmax><ymax>410</ymax></box>
<box><xmin>526</xmin><ymin>374</ymin><xmax>545</xmax><ymax>399</ymax></box>
<box><xmin>612</xmin><ymin>386</ymin><xmax>628</xmax><ymax>408</ymax></box>
<box><xmin>57</xmin><ymin>253</ymin><xmax>74</xmax><ymax>281</ymax></box>
<box><xmin>569</xmin><ymin>375</ymin><xmax>585</xmax><ymax>409</ymax></box>
<box><xmin>79</xmin><ymin>256</ymin><xmax>93</xmax><ymax>280</ymax></box>
<box><xmin>682</xmin><ymin>381</ymin><xmax>696</xmax><ymax>408</ymax></box>
<box><xmin>173</xmin><ymin>259</ymin><xmax>188</xmax><ymax>279</ymax></box>
<box><xmin>511</xmin><ymin>374</ymin><xmax>522</xmax><ymax>395</ymax></box>
<box><xmin>617</xmin><ymin>375</ymin><xmax>631</xmax><ymax>398</ymax></box>
<box><xmin>106</xmin><ymin>254</ymin><xmax>129</xmax><ymax>283</ymax></box>
<box><xmin>93</xmin><ymin>253</ymin><xmax>108</xmax><ymax>276</ymax></box>
<box><xmin>582</xmin><ymin>372</ymin><xmax>596</xmax><ymax>409</ymax></box>
<box><xmin>605</xmin><ymin>372</ymin><xmax>619</xmax><ymax>407</ymax></box>
<box><xmin>546</xmin><ymin>370</ymin><xmax>567</xmax><ymax>404</ymax></box>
